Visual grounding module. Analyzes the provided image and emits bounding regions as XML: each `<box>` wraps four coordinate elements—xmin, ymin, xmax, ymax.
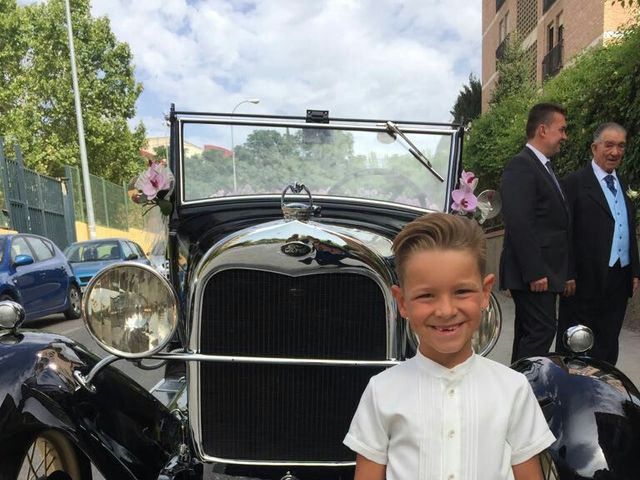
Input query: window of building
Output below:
<box><xmin>547</xmin><ymin>23</ymin><xmax>555</xmax><ymax>52</ymax></box>
<box><xmin>499</xmin><ymin>12</ymin><xmax>509</xmax><ymax>42</ymax></box>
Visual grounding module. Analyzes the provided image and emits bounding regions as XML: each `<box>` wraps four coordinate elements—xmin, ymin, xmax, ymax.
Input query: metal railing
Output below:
<box><xmin>542</xmin><ymin>40</ymin><xmax>563</xmax><ymax>79</ymax></box>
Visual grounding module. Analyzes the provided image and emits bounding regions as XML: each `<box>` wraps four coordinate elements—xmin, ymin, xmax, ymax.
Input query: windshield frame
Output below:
<box><xmin>170</xmin><ymin>108</ymin><xmax>463</xmax><ymax>213</ymax></box>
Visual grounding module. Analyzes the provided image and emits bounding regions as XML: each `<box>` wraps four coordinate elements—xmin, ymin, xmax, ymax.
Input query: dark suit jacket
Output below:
<box><xmin>499</xmin><ymin>146</ymin><xmax>572</xmax><ymax>293</ymax></box>
<box><xmin>562</xmin><ymin>164</ymin><xmax>639</xmax><ymax>298</ymax></box>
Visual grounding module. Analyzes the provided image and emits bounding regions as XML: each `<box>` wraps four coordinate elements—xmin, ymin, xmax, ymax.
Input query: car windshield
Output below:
<box><xmin>65</xmin><ymin>241</ymin><xmax>120</xmax><ymax>263</ymax></box>
<box><xmin>177</xmin><ymin>113</ymin><xmax>461</xmax><ymax>210</ymax></box>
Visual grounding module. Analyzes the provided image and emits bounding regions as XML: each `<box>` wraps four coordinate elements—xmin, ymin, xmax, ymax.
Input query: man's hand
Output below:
<box><xmin>564</xmin><ymin>279</ymin><xmax>576</xmax><ymax>297</ymax></box>
<box><xmin>529</xmin><ymin>277</ymin><xmax>548</xmax><ymax>292</ymax></box>
<box><xmin>633</xmin><ymin>277</ymin><xmax>640</xmax><ymax>295</ymax></box>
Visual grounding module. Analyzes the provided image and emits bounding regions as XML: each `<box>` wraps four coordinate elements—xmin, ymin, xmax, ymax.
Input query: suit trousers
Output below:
<box><xmin>510</xmin><ymin>289</ymin><xmax>558</xmax><ymax>363</ymax></box>
<box><xmin>558</xmin><ymin>263</ymin><xmax>629</xmax><ymax>365</ymax></box>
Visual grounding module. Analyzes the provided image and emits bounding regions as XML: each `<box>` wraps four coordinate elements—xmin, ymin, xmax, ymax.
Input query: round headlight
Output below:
<box><xmin>563</xmin><ymin>325</ymin><xmax>594</xmax><ymax>354</ymax></box>
<box><xmin>473</xmin><ymin>292</ymin><xmax>502</xmax><ymax>357</ymax></box>
<box><xmin>0</xmin><ymin>300</ymin><xmax>25</xmax><ymax>330</ymax></box>
<box><xmin>82</xmin><ymin>262</ymin><xmax>179</xmax><ymax>358</ymax></box>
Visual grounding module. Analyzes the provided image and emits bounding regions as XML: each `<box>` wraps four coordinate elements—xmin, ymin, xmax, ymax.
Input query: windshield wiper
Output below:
<box><xmin>384</xmin><ymin>121</ymin><xmax>444</xmax><ymax>182</ymax></box>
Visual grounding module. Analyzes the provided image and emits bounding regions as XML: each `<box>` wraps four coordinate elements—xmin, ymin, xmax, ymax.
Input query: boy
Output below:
<box><xmin>343</xmin><ymin>213</ymin><xmax>555</xmax><ymax>480</ymax></box>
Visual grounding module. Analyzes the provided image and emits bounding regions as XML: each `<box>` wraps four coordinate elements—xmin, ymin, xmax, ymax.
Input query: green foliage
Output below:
<box><xmin>465</xmin><ymin>95</ymin><xmax>532</xmax><ymax>192</ymax></box>
<box><xmin>0</xmin><ymin>0</ymin><xmax>144</xmax><ymax>184</ymax></box>
<box><xmin>450</xmin><ymin>74</ymin><xmax>481</xmax><ymax>125</ymax></box>
<box><xmin>490</xmin><ymin>36</ymin><xmax>536</xmax><ymax>106</ymax></box>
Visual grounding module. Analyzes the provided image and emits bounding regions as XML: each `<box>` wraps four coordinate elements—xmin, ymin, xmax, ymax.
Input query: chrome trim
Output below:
<box><xmin>177</xmin><ymin>115</ymin><xmax>457</xmax><ymax>134</ymax></box>
<box><xmin>186</xmin><ymin>218</ymin><xmax>398</xmax><ymax>465</ymax></box>
<box><xmin>149</xmin><ymin>352</ymin><xmax>399</xmax><ymax>367</ymax></box>
<box><xmin>181</xmin><ymin>192</ymin><xmax>439</xmax><ymax>212</ymax></box>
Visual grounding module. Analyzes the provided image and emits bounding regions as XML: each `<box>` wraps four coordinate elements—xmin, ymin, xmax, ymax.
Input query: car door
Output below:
<box><xmin>9</xmin><ymin>236</ymin><xmax>40</xmax><ymax>316</ymax></box>
<box><xmin>26</xmin><ymin>236</ymin><xmax>67</xmax><ymax>312</ymax></box>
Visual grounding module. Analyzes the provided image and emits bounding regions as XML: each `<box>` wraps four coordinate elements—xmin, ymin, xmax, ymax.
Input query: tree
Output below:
<box><xmin>490</xmin><ymin>36</ymin><xmax>536</xmax><ymax>105</ymax></box>
<box><xmin>0</xmin><ymin>0</ymin><xmax>145</xmax><ymax>184</ymax></box>
<box><xmin>450</xmin><ymin>74</ymin><xmax>481</xmax><ymax>125</ymax></box>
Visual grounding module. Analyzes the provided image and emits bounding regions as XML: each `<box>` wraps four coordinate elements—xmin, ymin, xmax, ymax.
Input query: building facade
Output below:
<box><xmin>482</xmin><ymin>0</ymin><xmax>636</xmax><ymax>111</ymax></box>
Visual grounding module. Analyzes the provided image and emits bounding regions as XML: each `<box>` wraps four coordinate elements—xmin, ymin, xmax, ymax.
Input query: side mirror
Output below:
<box><xmin>126</xmin><ymin>253</ymin><xmax>139</xmax><ymax>260</ymax></box>
<box><xmin>13</xmin><ymin>255</ymin><xmax>34</xmax><ymax>267</ymax></box>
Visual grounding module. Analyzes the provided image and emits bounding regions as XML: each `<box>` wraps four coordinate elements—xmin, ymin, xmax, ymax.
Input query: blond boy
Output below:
<box><xmin>344</xmin><ymin>213</ymin><xmax>554</xmax><ymax>480</ymax></box>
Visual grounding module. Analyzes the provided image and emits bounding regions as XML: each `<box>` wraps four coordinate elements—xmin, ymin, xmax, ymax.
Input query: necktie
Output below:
<box><xmin>604</xmin><ymin>174</ymin><xmax>617</xmax><ymax>196</ymax></box>
<box><xmin>545</xmin><ymin>161</ymin><xmax>564</xmax><ymax>198</ymax></box>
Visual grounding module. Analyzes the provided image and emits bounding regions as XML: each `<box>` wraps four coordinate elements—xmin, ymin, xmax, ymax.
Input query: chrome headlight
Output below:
<box><xmin>473</xmin><ymin>292</ymin><xmax>502</xmax><ymax>356</ymax></box>
<box><xmin>0</xmin><ymin>300</ymin><xmax>25</xmax><ymax>331</ymax></box>
<box><xmin>563</xmin><ymin>325</ymin><xmax>594</xmax><ymax>354</ymax></box>
<box><xmin>82</xmin><ymin>262</ymin><xmax>179</xmax><ymax>358</ymax></box>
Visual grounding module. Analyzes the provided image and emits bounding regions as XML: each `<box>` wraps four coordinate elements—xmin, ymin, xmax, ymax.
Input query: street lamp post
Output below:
<box><xmin>64</xmin><ymin>0</ymin><xmax>96</xmax><ymax>239</ymax></box>
<box><xmin>231</xmin><ymin>99</ymin><xmax>260</xmax><ymax>192</ymax></box>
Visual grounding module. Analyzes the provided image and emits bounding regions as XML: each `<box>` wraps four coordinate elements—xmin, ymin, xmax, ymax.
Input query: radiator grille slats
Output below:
<box><xmin>200</xmin><ymin>363</ymin><xmax>384</xmax><ymax>461</ymax></box>
<box><xmin>197</xmin><ymin>269</ymin><xmax>389</xmax><ymax>462</ymax></box>
<box><xmin>200</xmin><ymin>270</ymin><xmax>387</xmax><ymax>359</ymax></box>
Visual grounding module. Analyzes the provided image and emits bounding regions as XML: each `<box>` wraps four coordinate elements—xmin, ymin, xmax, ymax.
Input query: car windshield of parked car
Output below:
<box><xmin>65</xmin><ymin>241</ymin><xmax>121</xmax><ymax>263</ymax></box>
<box><xmin>180</xmin><ymin>117</ymin><xmax>457</xmax><ymax>210</ymax></box>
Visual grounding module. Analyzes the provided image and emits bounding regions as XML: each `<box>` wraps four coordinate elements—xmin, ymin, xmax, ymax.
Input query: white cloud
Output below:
<box><xmin>91</xmin><ymin>0</ymin><xmax>481</xmax><ymax>137</ymax></box>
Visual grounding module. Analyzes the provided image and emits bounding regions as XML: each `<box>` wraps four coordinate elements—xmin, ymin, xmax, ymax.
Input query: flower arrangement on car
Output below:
<box><xmin>450</xmin><ymin>170</ymin><xmax>501</xmax><ymax>224</ymax></box>
<box><xmin>129</xmin><ymin>159</ymin><xmax>174</xmax><ymax>216</ymax></box>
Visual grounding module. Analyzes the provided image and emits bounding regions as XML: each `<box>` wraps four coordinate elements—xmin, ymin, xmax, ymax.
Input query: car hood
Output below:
<box><xmin>69</xmin><ymin>260</ymin><xmax>117</xmax><ymax>277</ymax></box>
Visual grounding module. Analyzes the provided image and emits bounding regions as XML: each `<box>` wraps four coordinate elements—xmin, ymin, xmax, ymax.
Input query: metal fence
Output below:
<box><xmin>67</xmin><ymin>165</ymin><xmax>144</xmax><ymax>231</ymax></box>
<box><xmin>0</xmin><ymin>138</ymin><xmax>73</xmax><ymax>249</ymax></box>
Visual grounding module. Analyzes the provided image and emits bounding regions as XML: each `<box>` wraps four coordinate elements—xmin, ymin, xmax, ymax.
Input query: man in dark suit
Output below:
<box><xmin>500</xmin><ymin>103</ymin><xmax>574</xmax><ymax>362</ymax></box>
<box><xmin>558</xmin><ymin>123</ymin><xmax>639</xmax><ymax>365</ymax></box>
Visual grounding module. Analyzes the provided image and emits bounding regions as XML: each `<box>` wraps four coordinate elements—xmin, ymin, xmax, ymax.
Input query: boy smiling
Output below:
<box><xmin>344</xmin><ymin>213</ymin><xmax>554</xmax><ymax>480</ymax></box>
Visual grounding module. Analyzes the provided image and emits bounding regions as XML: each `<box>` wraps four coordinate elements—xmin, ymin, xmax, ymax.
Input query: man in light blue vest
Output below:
<box><xmin>558</xmin><ymin>122</ymin><xmax>640</xmax><ymax>364</ymax></box>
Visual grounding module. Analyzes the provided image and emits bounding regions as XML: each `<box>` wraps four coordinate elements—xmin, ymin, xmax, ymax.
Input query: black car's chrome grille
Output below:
<box><xmin>197</xmin><ymin>269</ymin><xmax>389</xmax><ymax>462</ymax></box>
<box><xmin>200</xmin><ymin>363</ymin><xmax>385</xmax><ymax>461</ymax></box>
<box><xmin>200</xmin><ymin>270</ymin><xmax>387</xmax><ymax>359</ymax></box>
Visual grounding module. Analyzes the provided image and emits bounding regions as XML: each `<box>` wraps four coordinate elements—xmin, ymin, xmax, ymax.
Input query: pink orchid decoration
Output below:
<box><xmin>135</xmin><ymin>161</ymin><xmax>174</xmax><ymax>201</ymax></box>
<box><xmin>451</xmin><ymin>188</ymin><xmax>478</xmax><ymax>212</ymax></box>
<box><xmin>451</xmin><ymin>170</ymin><xmax>478</xmax><ymax>213</ymax></box>
<box><xmin>460</xmin><ymin>170</ymin><xmax>478</xmax><ymax>191</ymax></box>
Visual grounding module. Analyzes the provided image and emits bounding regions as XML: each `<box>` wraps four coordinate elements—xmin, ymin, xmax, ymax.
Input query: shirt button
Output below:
<box><xmin>449</xmin><ymin>388</ymin><xmax>455</xmax><ymax>397</ymax></box>
<box><xmin>448</xmin><ymin>430</ymin><xmax>455</xmax><ymax>438</ymax></box>
<box><xmin>448</xmin><ymin>475</ymin><xmax>455</xmax><ymax>480</ymax></box>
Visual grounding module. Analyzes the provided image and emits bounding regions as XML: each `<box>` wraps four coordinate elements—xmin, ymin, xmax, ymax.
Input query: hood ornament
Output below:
<box><xmin>281</xmin><ymin>182</ymin><xmax>318</xmax><ymax>221</ymax></box>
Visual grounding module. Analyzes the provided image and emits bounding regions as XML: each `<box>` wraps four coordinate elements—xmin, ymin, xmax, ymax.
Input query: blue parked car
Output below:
<box><xmin>64</xmin><ymin>238</ymin><xmax>151</xmax><ymax>290</ymax></box>
<box><xmin>0</xmin><ymin>233</ymin><xmax>81</xmax><ymax>322</ymax></box>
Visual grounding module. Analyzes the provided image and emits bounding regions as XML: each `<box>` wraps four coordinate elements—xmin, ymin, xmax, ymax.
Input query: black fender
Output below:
<box><xmin>513</xmin><ymin>355</ymin><xmax>640</xmax><ymax>480</ymax></box>
<box><xmin>0</xmin><ymin>330</ymin><xmax>182</xmax><ymax>480</ymax></box>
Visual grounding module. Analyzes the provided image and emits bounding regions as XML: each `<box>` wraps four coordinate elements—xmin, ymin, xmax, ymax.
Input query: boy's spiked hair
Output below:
<box><xmin>392</xmin><ymin>212</ymin><xmax>487</xmax><ymax>283</ymax></box>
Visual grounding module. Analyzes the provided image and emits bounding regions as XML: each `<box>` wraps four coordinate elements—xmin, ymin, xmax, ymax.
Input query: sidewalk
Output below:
<box><xmin>486</xmin><ymin>291</ymin><xmax>640</xmax><ymax>387</ymax></box>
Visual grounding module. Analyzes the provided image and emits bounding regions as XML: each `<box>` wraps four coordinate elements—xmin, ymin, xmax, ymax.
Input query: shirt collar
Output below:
<box><xmin>525</xmin><ymin>143</ymin><xmax>550</xmax><ymax>167</ymax></box>
<box><xmin>591</xmin><ymin>159</ymin><xmax>618</xmax><ymax>183</ymax></box>
<box><xmin>414</xmin><ymin>349</ymin><xmax>476</xmax><ymax>382</ymax></box>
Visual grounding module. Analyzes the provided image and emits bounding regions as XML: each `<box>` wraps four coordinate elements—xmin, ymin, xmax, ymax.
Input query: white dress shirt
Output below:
<box><xmin>344</xmin><ymin>352</ymin><xmax>555</xmax><ymax>480</ymax></box>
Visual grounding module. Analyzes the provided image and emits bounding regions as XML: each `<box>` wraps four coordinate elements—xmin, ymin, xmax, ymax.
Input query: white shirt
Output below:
<box><xmin>344</xmin><ymin>352</ymin><xmax>555</xmax><ymax>480</ymax></box>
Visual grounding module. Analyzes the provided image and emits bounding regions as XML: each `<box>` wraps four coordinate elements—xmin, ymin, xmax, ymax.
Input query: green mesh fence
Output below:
<box><xmin>68</xmin><ymin>166</ymin><xmax>144</xmax><ymax>230</ymax></box>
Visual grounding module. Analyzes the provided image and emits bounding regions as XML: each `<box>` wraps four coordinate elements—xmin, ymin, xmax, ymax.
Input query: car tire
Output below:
<box><xmin>12</xmin><ymin>430</ymin><xmax>92</xmax><ymax>480</ymax></box>
<box><xmin>64</xmin><ymin>284</ymin><xmax>82</xmax><ymax>320</ymax></box>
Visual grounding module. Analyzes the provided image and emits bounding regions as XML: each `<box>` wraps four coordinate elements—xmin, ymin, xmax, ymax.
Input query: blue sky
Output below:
<box><xmin>86</xmin><ymin>0</ymin><xmax>482</xmax><ymax>137</ymax></box>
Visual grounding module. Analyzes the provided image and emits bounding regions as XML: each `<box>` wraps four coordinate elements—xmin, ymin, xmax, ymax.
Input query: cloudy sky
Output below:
<box><xmin>87</xmin><ymin>0</ymin><xmax>481</xmax><ymax>137</ymax></box>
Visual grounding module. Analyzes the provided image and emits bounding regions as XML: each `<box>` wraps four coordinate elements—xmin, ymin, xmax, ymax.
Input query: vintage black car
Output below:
<box><xmin>0</xmin><ymin>108</ymin><xmax>638</xmax><ymax>480</ymax></box>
